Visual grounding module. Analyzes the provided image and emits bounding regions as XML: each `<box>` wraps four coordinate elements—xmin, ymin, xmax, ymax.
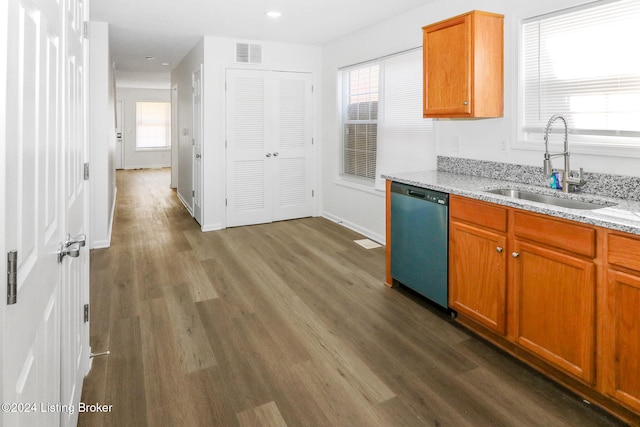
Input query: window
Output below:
<box><xmin>522</xmin><ymin>0</ymin><xmax>640</xmax><ymax>144</ymax></box>
<box><xmin>135</xmin><ymin>101</ymin><xmax>171</xmax><ymax>149</ymax></box>
<box><xmin>341</xmin><ymin>49</ymin><xmax>433</xmax><ymax>188</ymax></box>
<box><xmin>342</xmin><ymin>64</ymin><xmax>379</xmax><ymax>182</ymax></box>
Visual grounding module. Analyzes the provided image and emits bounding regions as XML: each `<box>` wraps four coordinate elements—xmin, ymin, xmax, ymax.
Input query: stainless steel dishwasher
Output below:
<box><xmin>390</xmin><ymin>181</ymin><xmax>448</xmax><ymax>308</ymax></box>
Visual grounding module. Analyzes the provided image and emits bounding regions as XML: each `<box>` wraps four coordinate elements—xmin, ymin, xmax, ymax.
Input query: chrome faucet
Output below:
<box><xmin>543</xmin><ymin>113</ymin><xmax>585</xmax><ymax>193</ymax></box>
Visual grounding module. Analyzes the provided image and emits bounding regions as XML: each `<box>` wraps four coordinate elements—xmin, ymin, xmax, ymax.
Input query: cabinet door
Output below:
<box><xmin>423</xmin><ymin>15</ymin><xmax>470</xmax><ymax>116</ymax></box>
<box><xmin>513</xmin><ymin>241</ymin><xmax>596</xmax><ymax>384</ymax></box>
<box><xmin>603</xmin><ymin>270</ymin><xmax>640</xmax><ymax>412</ymax></box>
<box><xmin>449</xmin><ymin>221</ymin><xmax>507</xmax><ymax>334</ymax></box>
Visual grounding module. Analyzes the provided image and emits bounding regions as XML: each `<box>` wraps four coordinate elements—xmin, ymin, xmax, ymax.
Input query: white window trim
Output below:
<box><xmin>511</xmin><ymin>0</ymin><xmax>640</xmax><ymax>159</ymax></box>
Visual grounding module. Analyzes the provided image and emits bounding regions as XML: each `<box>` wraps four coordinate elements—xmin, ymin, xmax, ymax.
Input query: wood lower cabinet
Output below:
<box><xmin>603</xmin><ymin>233</ymin><xmax>640</xmax><ymax>413</ymax></box>
<box><xmin>449</xmin><ymin>195</ymin><xmax>640</xmax><ymax>423</ymax></box>
<box><xmin>449</xmin><ymin>197</ymin><xmax>507</xmax><ymax>334</ymax></box>
<box><xmin>512</xmin><ymin>240</ymin><xmax>596</xmax><ymax>384</ymax></box>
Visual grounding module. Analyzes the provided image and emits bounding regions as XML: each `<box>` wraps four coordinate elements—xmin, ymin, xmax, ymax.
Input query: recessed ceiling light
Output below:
<box><xmin>266</xmin><ymin>11</ymin><xmax>282</xmax><ymax>18</ymax></box>
<box><xmin>145</xmin><ymin>56</ymin><xmax>156</xmax><ymax>61</ymax></box>
<box><xmin>161</xmin><ymin>62</ymin><xmax>170</xmax><ymax>66</ymax></box>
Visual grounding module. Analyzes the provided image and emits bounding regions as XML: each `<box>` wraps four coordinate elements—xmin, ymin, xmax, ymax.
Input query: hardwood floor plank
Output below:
<box><xmin>163</xmin><ymin>283</ymin><xmax>217</xmax><ymax>373</ymax></box>
<box><xmin>236</xmin><ymin>401</ymin><xmax>288</xmax><ymax>427</ymax></box>
<box><xmin>104</xmin><ymin>316</ymin><xmax>147</xmax><ymax>427</ymax></box>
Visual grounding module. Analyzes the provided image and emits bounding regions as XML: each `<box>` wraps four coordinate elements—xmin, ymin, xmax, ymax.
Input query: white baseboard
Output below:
<box><xmin>123</xmin><ymin>164</ymin><xmax>171</xmax><ymax>170</ymax></box>
<box><xmin>321</xmin><ymin>212</ymin><xmax>385</xmax><ymax>245</ymax></box>
<box><xmin>177</xmin><ymin>192</ymin><xmax>194</xmax><ymax>216</ymax></box>
<box><xmin>201</xmin><ymin>223</ymin><xmax>222</xmax><ymax>232</ymax></box>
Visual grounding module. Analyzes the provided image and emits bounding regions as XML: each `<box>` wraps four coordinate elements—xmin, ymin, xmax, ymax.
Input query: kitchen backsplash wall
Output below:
<box><xmin>438</xmin><ymin>156</ymin><xmax>640</xmax><ymax>202</ymax></box>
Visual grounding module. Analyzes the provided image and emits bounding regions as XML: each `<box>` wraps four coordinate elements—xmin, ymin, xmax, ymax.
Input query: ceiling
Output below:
<box><xmin>91</xmin><ymin>0</ymin><xmax>433</xmax><ymax>80</ymax></box>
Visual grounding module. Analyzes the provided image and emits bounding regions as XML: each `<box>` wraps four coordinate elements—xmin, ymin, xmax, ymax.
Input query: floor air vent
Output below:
<box><xmin>236</xmin><ymin>43</ymin><xmax>263</xmax><ymax>64</ymax></box>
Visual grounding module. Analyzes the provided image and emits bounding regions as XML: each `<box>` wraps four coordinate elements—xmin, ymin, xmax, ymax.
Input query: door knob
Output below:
<box><xmin>65</xmin><ymin>233</ymin><xmax>86</xmax><ymax>248</ymax></box>
<box><xmin>58</xmin><ymin>243</ymin><xmax>81</xmax><ymax>263</ymax></box>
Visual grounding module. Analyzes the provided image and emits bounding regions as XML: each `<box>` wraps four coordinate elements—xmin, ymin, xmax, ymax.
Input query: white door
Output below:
<box><xmin>2</xmin><ymin>0</ymin><xmax>89</xmax><ymax>426</ymax></box>
<box><xmin>60</xmin><ymin>0</ymin><xmax>90</xmax><ymax>425</ymax></box>
<box><xmin>272</xmin><ymin>73</ymin><xmax>314</xmax><ymax>222</ymax></box>
<box><xmin>115</xmin><ymin>100</ymin><xmax>124</xmax><ymax>169</ymax></box>
<box><xmin>226</xmin><ymin>69</ymin><xmax>313</xmax><ymax>228</ymax></box>
<box><xmin>192</xmin><ymin>66</ymin><xmax>203</xmax><ymax>224</ymax></box>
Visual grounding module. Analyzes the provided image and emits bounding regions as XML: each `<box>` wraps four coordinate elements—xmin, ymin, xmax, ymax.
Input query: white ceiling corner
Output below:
<box><xmin>91</xmin><ymin>0</ymin><xmax>436</xmax><ymax>83</ymax></box>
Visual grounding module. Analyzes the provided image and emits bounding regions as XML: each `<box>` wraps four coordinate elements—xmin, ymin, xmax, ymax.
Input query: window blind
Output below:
<box><xmin>341</xmin><ymin>48</ymin><xmax>433</xmax><ymax>188</ymax></box>
<box><xmin>136</xmin><ymin>101</ymin><xmax>171</xmax><ymax>149</ymax></box>
<box><xmin>523</xmin><ymin>0</ymin><xmax>640</xmax><ymax>139</ymax></box>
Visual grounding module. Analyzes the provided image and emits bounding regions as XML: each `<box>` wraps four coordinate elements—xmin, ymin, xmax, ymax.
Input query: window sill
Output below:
<box><xmin>334</xmin><ymin>176</ymin><xmax>385</xmax><ymax>197</ymax></box>
<box><xmin>134</xmin><ymin>147</ymin><xmax>171</xmax><ymax>152</ymax></box>
<box><xmin>512</xmin><ymin>137</ymin><xmax>640</xmax><ymax>159</ymax></box>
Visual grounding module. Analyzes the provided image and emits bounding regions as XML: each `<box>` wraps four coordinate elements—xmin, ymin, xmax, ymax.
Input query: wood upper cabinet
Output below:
<box><xmin>449</xmin><ymin>196</ymin><xmax>508</xmax><ymax>334</ymax></box>
<box><xmin>422</xmin><ymin>10</ymin><xmax>504</xmax><ymax>118</ymax></box>
<box><xmin>603</xmin><ymin>233</ymin><xmax>640</xmax><ymax>413</ymax></box>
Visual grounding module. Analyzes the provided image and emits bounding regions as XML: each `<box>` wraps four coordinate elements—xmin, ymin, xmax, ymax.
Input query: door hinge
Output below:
<box><xmin>225</xmin><ymin>198</ymin><xmax>228</xmax><ymax>206</ymax></box>
<box><xmin>192</xmin><ymin>190</ymin><xmax>195</xmax><ymax>197</ymax></box>
<box><xmin>83</xmin><ymin>21</ymin><xmax>89</xmax><ymax>39</ymax></box>
<box><xmin>312</xmin><ymin>137</ymin><xmax>314</xmax><ymax>145</ymax></box>
<box><xmin>84</xmin><ymin>304</ymin><xmax>89</xmax><ymax>322</ymax></box>
<box><xmin>312</xmin><ymin>190</ymin><xmax>315</xmax><ymax>197</ymax></box>
<box><xmin>7</xmin><ymin>250</ymin><xmax>17</xmax><ymax>305</ymax></box>
<box><xmin>84</xmin><ymin>163</ymin><xmax>90</xmax><ymax>180</ymax></box>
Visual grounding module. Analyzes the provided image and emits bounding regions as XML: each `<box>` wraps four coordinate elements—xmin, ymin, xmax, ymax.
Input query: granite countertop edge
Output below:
<box><xmin>382</xmin><ymin>170</ymin><xmax>640</xmax><ymax>236</ymax></box>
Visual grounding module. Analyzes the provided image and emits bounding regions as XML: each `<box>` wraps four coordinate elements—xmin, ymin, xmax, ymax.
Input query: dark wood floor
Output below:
<box><xmin>79</xmin><ymin>168</ymin><xmax>625</xmax><ymax>427</ymax></box>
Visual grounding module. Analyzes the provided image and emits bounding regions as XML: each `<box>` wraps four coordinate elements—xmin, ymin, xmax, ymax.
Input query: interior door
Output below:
<box><xmin>60</xmin><ymin>0</ymin><xmax>90</xmax><ymax>425</ymax></box>
<box><xmin>115</xmin><ymin>100</ymin><xmax>124</xmax><ymax>169</ymax></box>
<box><xmin>272</xmin><ymin>72</ymin><xmax>314</xmax><ymax>222</ymax></box>
<box><xmin>226</xmin><ymin>69</ymin><xmax>313</xmax><ymax>228</ymax></box>
<box><xmin>3</xmin><ymin>0</ymin><xmax>65</xmax><ymax>425</ymax></box>
<box><xmin>2</xmin><ymin>0</ymin><xmax>89</xmax><ymax>425</ymax></box>
<box><xmin>192</xmin><ymin>66</ymin><xmax>203</xmax><ymax>224</ymax></box>
<box><xmin>226</xmin><ymin>69</ymin><xmax>273</xmax><ymax>227</ymax></box>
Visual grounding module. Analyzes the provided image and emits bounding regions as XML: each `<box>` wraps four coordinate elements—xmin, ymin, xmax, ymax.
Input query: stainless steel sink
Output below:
<box><xmin>485</xmin><ymin>188</ymin><xmax>616</xmax><ymax>210</ymax></box>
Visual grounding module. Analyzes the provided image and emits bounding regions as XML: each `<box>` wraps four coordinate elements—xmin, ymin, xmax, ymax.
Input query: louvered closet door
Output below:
<box><xmin>272</xmin><ymin>72</ymin><xmax>314</xmax><ymax>222</ymax></box>
<box><xmin>226</xmin><ymin>69</ymin><xmax>274</xmax><ymax>227</ymax></box>
<box><xmin>226</xmin><ymin>69</ymin><xmax>313</xmax><ymax>227</ymax></box>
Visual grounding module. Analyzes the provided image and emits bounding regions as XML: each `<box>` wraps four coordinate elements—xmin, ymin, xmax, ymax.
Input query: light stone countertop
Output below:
<box><xmin>382</xmin><ymin>170</ymin><xmax>640</xmax><ymax>236</ymax></box>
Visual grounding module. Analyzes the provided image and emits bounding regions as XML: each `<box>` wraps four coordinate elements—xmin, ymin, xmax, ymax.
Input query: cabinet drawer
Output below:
<box><xmin>513</xmin><ymin>211</ymin><xmax>596</xmax><ymax>258</ymax></box>
<box><xmin>450</xmin><ymin>195</ymin><xmax>507</xmax><ymax>232</ymax></box>
<box><xmin>608</xmin><ymin>233</ymin><xmax>640</xmax><ymax>272</ymax></box>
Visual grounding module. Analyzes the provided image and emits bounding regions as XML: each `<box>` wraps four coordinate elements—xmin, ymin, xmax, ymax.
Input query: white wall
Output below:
<box><xmin>321</xmin><ymin>0</ymin><xmax>640</xmax><ymax>244</ymax></box>
<box><xmin>171</xmin><ymin>36</ymin><xmax>322</xmax><ymax>231</ymax></box>
<box><xmin>89</xmin><ymin>21</ymin><xmax>116</xmax><ymax>249</ymax></box>
<box><xmin>116</xmin><ymin>87</ymin><xmax>171</xmax><ymax>169</ymax></box>
<box><xmin>171</xmin><ymin>38</ymin><xmax>204</xmax><ymax>215</ymax></box>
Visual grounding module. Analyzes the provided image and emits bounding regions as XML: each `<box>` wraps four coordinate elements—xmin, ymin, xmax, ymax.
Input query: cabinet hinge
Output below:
<box><xmin>312</xmin><ymin>138</ymin><xmax>314</xmax><ymax>145</ymax></box>
<box><xmin>84</xmin><ymin>163</ymin><xmax>90</xmax><ymax>180</ymax></box>
<box><xmin>83</xmin><ymin>21</ymin><xmax>89</xmax><ymax>39</ymax></box>
<box><xmin>7</xmin><ymin>250</ymin><xmax>17</xmax><ymax>305</ymax></box>
<box><xmin>225</xmin><ymin>198</ymin><xmax>228</xmax><ymax>206</ymax></box>
<box><xmin>84</xmin><ymin>304</ymin><xmax>89</xmax><ymax>323</ymax></box>
<box><xmin>312</xmin><ymin>190</ymin><xmax>315</xmax><ymax>197</ymax></box>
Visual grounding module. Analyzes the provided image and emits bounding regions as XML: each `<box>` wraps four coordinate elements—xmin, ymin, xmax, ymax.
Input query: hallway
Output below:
<box><xmin>79</xmin><ymin>169</ymin><xmax>622</xmax><ymax>426</ymax></box>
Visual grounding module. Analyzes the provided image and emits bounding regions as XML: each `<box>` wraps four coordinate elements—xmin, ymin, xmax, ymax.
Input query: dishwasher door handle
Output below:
<box><xmin>407</xmin><ymin>189</ymin><xmax>426</xmax><ymax>199</ymax></box>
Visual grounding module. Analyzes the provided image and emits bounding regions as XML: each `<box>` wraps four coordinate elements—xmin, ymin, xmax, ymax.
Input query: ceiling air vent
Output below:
<box><xmin>236</xmin><ymin>43</ymin><xmax>263</xmax><ymax>64</ymax></box>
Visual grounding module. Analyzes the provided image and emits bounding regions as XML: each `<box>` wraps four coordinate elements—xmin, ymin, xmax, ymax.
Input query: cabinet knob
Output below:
<box><xmin>496</xmin><ymin>247</ymin><xmax>503</xmax><ymax>253</ymax></box>
<box><xmin>512</xmin><ymin>252</ymin><xmax>520</xmax><ymax>258</ymax></box>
